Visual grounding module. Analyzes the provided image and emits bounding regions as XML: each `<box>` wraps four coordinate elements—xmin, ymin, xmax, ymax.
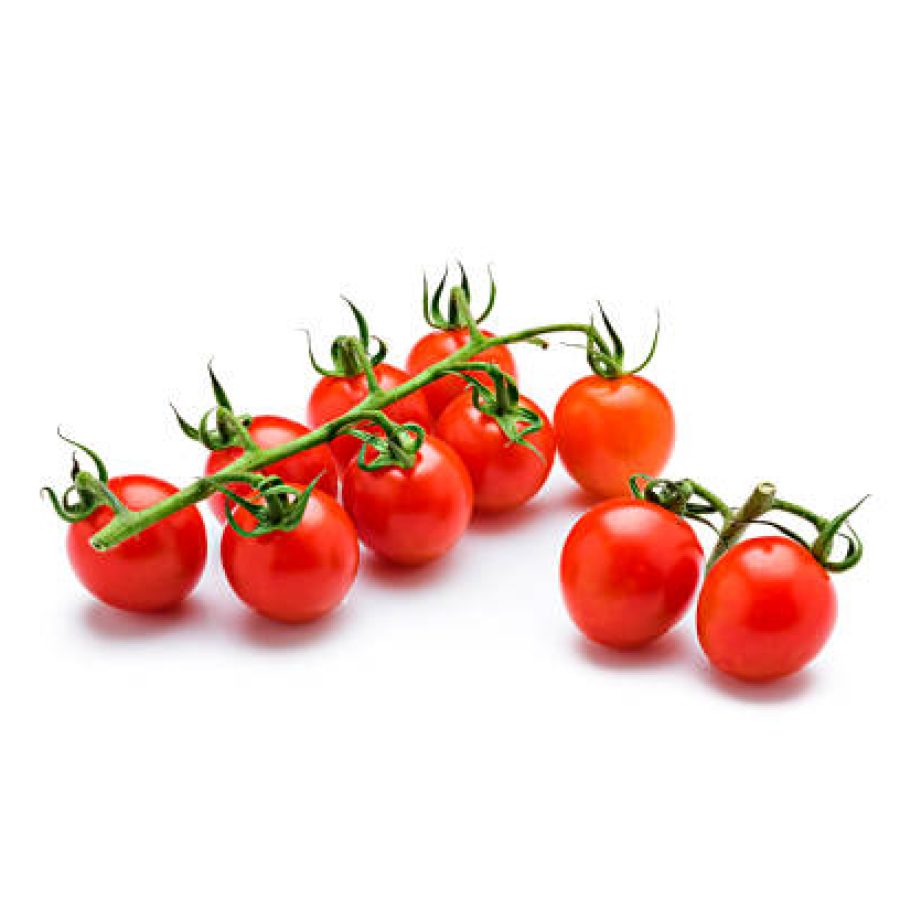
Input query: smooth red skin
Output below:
<box><xmin>560</xmin><ymin>498</ymin><xmax>704</xmax><ymax>648</ymax></box>
<box><xmin>307</xmin><ymin>363</ymin><xmax>433</xmax><ymax>469</ymax></box>
<box><xmin>221</xmin><ymin>488</ymin><xmax>359</xmax><ymax>624</ymax></box>
<box><xmin>697</xmin><ymin>537</ymin><xmax>837</xmax><ymax>682</ymax></box>
<box><xmin>435</xmin><ymin>394</ymin><xmax>556</xmax><ymax>513</ymax></box>
<box><xmin>205</xmin><ymin>415</ymin><xmax>339</xmax><ymax>523</ymax></box>
<box><xmin>342</xmin><ymin>436</ymin><xmax>473</xmax><ymax>565</ymax></box>
<box><xmin>554</xmin><ymin>374</ymin><xmax>675</xmax><ymax>498</ymax></box>
<box><xmin>67</xmin><ymin>476</ymin><xmax>207</xmax><ymax>613</ymax></box>
<box><xmin>406</xmin><ymin>329</ymin><xmax>518</xmax><ymax>418</ymax></box>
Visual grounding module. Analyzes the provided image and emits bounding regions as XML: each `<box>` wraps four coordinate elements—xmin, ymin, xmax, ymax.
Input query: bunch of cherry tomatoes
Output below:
<box><xmin>48</xmin><ymin>267</ymin><xmax>864</xmax><ymax>686</ymax></box>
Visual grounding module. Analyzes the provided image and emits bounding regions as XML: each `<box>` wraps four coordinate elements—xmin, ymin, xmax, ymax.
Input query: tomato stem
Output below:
<box><xmin>86</xmin><ymin>320</ymin><xmax>601</xmax><ymax>550</ymax></box>
<box><xmin>708</xmin><ymin>482</ymin><xmax>777</xmax><ymax>569</ymax></box>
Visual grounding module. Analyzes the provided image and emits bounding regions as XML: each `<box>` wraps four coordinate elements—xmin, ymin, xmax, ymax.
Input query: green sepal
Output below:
<box><xmin>222</xmin><ymin>475</ymin><xmax>322</xmax><ymax>538</ymax></box>
<box><xmin>345</xmin><ymin>423</ymin><xmax>425</xmax><ymax>472</ymax></box>
<box><xmin>460</xmin><ymin>373</ymin><xmax>545</xmax><ymax>459</ymax></box>
<box><xmin>304</xmin><ymin>297</ymin><xmax>389</xmax><ymax>378</ymax></box>
<box><xmin>42</xmin><ymin>431</ymin><xmax>117</xmax><ymax>523</ymax></box>
<box><xmin>422</xmin><ymin>262</ymin><xmax>497</xmax><ymax>331</ymax></box>
<box><xmin>584</xmin><ymin>307</ymin><xmax>660</xmax><ymax>379</ymax></box>
<box><xmin>811</xmin><ymin>496</ymin><xmax>868</xmax><ymax>572</ymax></box>
<box><xmin>171</xmin><ymin>366</ymin><xmax>254</xmax><ymax>452</ymax></box>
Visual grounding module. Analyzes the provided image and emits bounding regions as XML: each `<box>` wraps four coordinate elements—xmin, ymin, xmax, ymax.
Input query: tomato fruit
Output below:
<box><xmin>307</xmin><ymin>363</ymin><xmax>433</xmax><ymax>469</ymax></box>
<box><xmin>406</xmin><ymin>329</ymin><xmax>517</xmax><ymax>418</ymax></box>
<box><xmin>204</xmin><ymin>415</ymin><xmax>339</xmax><ymax>523</ymax></box>
<box><xmin>221</xmin><ymin>487</ymin><xmax>359</xmax><ymax>624</ymax></box>
<box><xmin>67</xmin><ymin>475</ymin><xmax>207</xmax><ymax>613</ymax></box>
<box><xmin>560</xmin><ymin>498</ymin><xmax>703</xmax><ymax>648</ymax></box>
<box><xmin>342</xmin><ymin>435</ymin><xmax>473</xmax><ymax>565</ymax></box>
<box><xmin>435</xmin><ymin>393</ymin><xmax>556</xmax><ymax>513</ymax></box>
<box><xmin>554</xmin><ymin>374</ymin><xmax>675</xmax><ymax>498</ymax></box>
<box><xmin>697</xmin><ymin>536</ymin><xmax>837</xmax><ymax>682</ymax></box>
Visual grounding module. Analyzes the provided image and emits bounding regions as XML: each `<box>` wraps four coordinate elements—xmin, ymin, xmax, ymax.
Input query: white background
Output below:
<box><xmin>2</xmin><ymin>2</ymin><xmax>898</xmax><ymax>898</ymax></box>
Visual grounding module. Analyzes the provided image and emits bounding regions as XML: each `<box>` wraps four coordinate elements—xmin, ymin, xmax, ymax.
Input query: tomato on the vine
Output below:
<box><xmin>342</xmin><ymin>435</ymin><xmax>473</xmax><ymax>565</ymax></box>
<box><xmin>407</xmin><ymin>329</ymin><xmax>517</xmax><ymax>418</ymax></box>
<box><xmin>221</xmin><ymin>486</ymin><xmax>359</xmax><ymax>624</ymax></box>
<box><xmin>697</xmin><ymin>537</ymin><xmax>837</xmax><ymax>682</ymax></box>
<box><xmin>205</xmin><ymin>415</ymin><xmax>339</xmax><ymax>523</ymax></box>
<box><xmin>67</xmin><ymin>475</ymin><xmax>208</xmax><ymax>613</ymax></box>
<box><xmin>435</xmin><ymin>392</ymin><xmax>555</xmax><ymax>513</ymax></box>
<box><xmin>560</xmin><ymin>497</ymin><xmax>703</xmax><ymax>648</ymax></box>
<box><xmin>307</xmin><ymin>363</ymin><xmax>432</xmax><ymax>469</ymax></box>
<box><xmin>554</xmin><ymin>374</ymin><xmax>674</xmax><ymax>498</ymax></box>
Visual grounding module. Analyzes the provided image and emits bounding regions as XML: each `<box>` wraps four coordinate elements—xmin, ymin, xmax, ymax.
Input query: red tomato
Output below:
<box><xmin>342</xmin><ymin>436</ymin><xmax>473</xmax><ymax>565</ymax></box>
<box><xmin>204</xmin><ymin>415</ymin><xmax>339</xmax><ymax>523</ymax></box>
<box><xmin>435</xmin><ymin>393</ymin><xmax>556</xmax><ymax>513</ymax></box>
<box><xmin>67</xmin><ymin>475</ymin><xmax>207</xmax><ymax>613</ymax></box>
<box><xmin>554</xmin><ymin>374</ymin><xmax>675</xmax><ymax>498</ymax></box>
<box><xmin>221</xmin><ymin>487</ymin><xmax>359</xmax><ymax>624</ymax></box>
<box><xmin>560</xmin><ymin>498</ymin><xmax>703</xmax><ymax>648</ymax></box>
<box><xmin>406</xmin><ymin>329</ymin><xmax>517</xmax><ymax>417</ymax></box>
<box><xmin>697</xmin><ymin>537</ymin><xmax>837</xmax><ymax>682</ymax></box>
<box><xmin>307</xmin><ymin>363</ymin><xmax>433</xmax><ymax>469</ymax></box>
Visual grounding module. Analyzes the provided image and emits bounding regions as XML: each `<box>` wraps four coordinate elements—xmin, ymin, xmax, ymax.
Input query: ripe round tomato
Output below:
<box><xmin>435</xmin><ymin>393</ymin><xmax>556</xmax><ymax>513</ymax></box>
<box><xmin>342</xmin><ymin>435</ymin><xmax>473</xmax><ymax>565</ymax></box>
<box><xmin>697</xmin><ymin>537</ymin><xmax>837</xmax><ymax>682</ymax></box>
<box><xmin>205</xmin><ymin>415</ymin><xmax>339</xmax><ymax>523</ymax></box>
<box><xmin>560</xmin><ymin>498</ymin><xmax>703</xmax><ymax>648</ymax></box>
<box><xmin>307</xmin><ymin>363</ymin><xmax>433</xmax><ymax>469</ymax></box>
<box><xmin>554</xmin><ymin>374</ymin><xmax>675</xmax><ymax>498</ymax></box>
<box><xmin>221</xmin><ymin>487</ymin><xmax>359</xmax><ymax>624</ymax></box>
<box><xmin>67</xmin><ymin>475</ymin><xmax>207</xmax><ymax>613</ymax></box>
<box><xmin>406</xmin><ymin>329</ymin><xmax>517</xmax><ymax>418</ymax></box>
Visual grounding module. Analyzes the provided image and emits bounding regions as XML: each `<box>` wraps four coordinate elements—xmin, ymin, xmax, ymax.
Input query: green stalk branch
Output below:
<box><xmin>89</xmin><ymin>321</ymin><xmax>596</xmax><ymax>550</ymax></box>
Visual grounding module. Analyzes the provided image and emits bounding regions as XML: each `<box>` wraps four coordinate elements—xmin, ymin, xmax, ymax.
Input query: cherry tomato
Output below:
<box><xmin>697</xmin><ymin>537</ymin><xmax>837</xmax><ymax>682</ymax></box>
<box><xmin>554</xmin><ymin>374</ymin><xmax>675</xmax><ymax>498</ymax></box>
<box><xmin>67</xmin><ymin>475</ymin><xmax>207</xmax><ymax>613</ymax></box>
<box><xmin>560</xmin><ymin>498</ymin><xmax>703</xmax><ymax>648</ymax></box>
<box><xmin>435</xmin><ymin>393</ymin><xmax>556</xmax><ymax>513</ymax></box>
<box><xmin>204</xmin><ymin>415</ymin><xmax>339</xmax><ymax>523</ymax></box>
<box><xmin>221</xmin><ymin>487</ymin><xmax>359</xmax><ymax>624</ymax></box>
<box><xmin>342</xmin><ymin>436</ymin><xmax>473</xmax><ymax>565</ymax></box>
<box><xmin>307</xmin><ymin>363</ymin><xmax>433</xmax><ymax>469</ymax></box>
<box><xmin>406</xmin><ymin>329</ymin><xmax>517</xmax><ymax>418</ymax></box>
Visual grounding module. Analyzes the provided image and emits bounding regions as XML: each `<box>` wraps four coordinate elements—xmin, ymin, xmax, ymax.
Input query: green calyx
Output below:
<box><xmin>631</xmin><ymin>475</ymin><xmax>866</xmax><ymax>574</ymax></box>
<box><xmin>305</xmin><ymin>297</ymin><xmax>388</xmax><ymax>378</ymax></box>
<box><xmin>582</xmin><ymin>307</ymin><xmax>660</xmax><ymax>379</ymax></box>
<box><xmin>217</xmin><ymin>474</ymin><xmax>320</xmax><ymax>538</ymax></box>
<box><xmin>41</xmin><ymin>431</ymin><xmax>127</xmax><ymax>523</ymax></box>
<box><xmin>423</xmin><ymin>262</ymin><xmax>496</xmax><ymax>332</ymax></box>
<box><xmin>172</xmin><ymin>364</ymin><xmax>255</xmax><ymax>452</ymax></box>
<box><xmin>457</xmin><ymin>366</ymin><xmax>545</xmax><ymax>458</ymax></box>
<box><xmin>345</xmin><ymin>418</ymin><xmax>426</xmax><ymax>472</ymax></box>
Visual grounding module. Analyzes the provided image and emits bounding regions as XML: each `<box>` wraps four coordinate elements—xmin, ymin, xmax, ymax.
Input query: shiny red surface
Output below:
<box><xmin>560</xmin><ymin>498</ymin><xmax>703</xmax><ymax>648</ymax></box>
<box><xmin>67</xmin><ymin>475</ymin><xmax>207</xmax><ymax>613</ymax></box>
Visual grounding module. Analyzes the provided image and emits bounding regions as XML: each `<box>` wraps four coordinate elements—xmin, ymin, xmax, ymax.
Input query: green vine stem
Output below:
<box><xmin>707</xmin><ymin>482</ymin><xmax>777</xmax><ymax>568</ymax></box>
<box><xmin>86</xmin><ymin>320</ymin><xmax>600</xmax><ymax>550</ymax></box>
<box><xmin>631</xmin><ymin>476</ymin><xmax>864</xmax><ymax>573</ymax></box>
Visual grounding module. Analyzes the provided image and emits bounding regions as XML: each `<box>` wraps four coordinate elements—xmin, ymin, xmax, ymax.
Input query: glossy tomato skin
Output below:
<box><xmin>435</xmin><ymin>393</ymin><xmax>556</xmax><ymax>513</ymax></box>
<box><xmin>307</xmin><ymin>363</ymin><xmax>433</xmax><ymax>469</ymax></box>
<box><xmin>221</xmin><ymin>488</ymin><xmax>359</xmax><ymax>624</ymax></box>
<box><xmin>406</xmin><ymin>329</ymin><xmax>517</xmax><ymax>418</ymax></box>
<box><xmin>697</xmin><ymin>537</ymin><xmax>837</xmax><ymax>682</ymax></box>
<box><xmin>205</xmin><ymin>415</ymin><xmax>339</xmax><ymax>523</ymax></box>
<box><xmin>554</xmin><ymin>374</ymin><xmax>675</xmax><ymax>498</ymax></box>
<box><xmin>67</xmin><ymin>475</ymin><xmax>207</xmax><ymax>613</ymax></box>
<box><xmin>342</xmin><ymin>436</ymin><xmax>473</xmax><ymax>565</ymax></box>
<box><xmin>560</xmin><ymin>498</ymin><xmax>703</xmax><ymax>648</ymax></box>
